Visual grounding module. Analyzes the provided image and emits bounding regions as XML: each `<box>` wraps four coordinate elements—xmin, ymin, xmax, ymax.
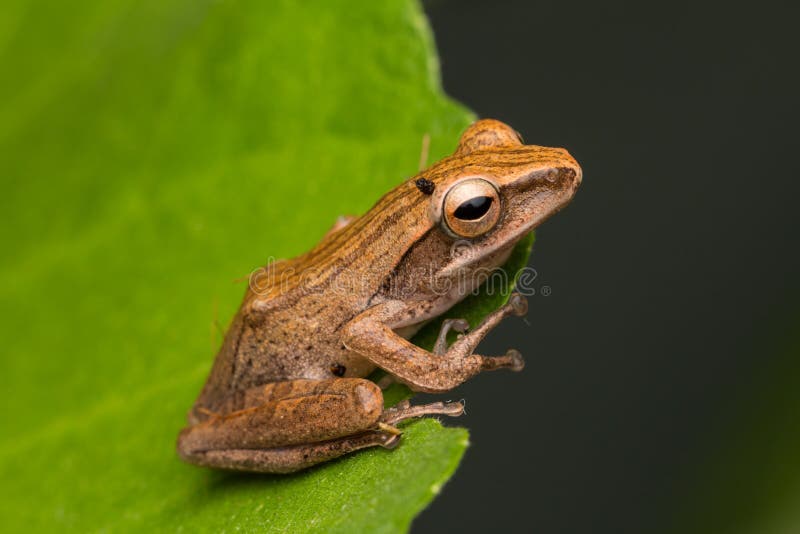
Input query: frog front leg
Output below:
<box><xmin>343</xmin><ymin>294</ymin><xmax>528</xmax><ymax>393</ymax></box>
<box><xmin>177</xmin><ymin>378</ymin><xmax>462</xmax><ymax>473</ymax></box>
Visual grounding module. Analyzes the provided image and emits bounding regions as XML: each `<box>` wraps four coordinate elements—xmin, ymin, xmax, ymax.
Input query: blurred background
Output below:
<box><xmin>418</xmin><ymin>1</ymin><xmax>800</xmax><ymax>532</ymax></box>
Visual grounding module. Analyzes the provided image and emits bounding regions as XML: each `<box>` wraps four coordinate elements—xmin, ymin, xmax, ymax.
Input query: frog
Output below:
<box><xmin>177</xmin><ymin>119</ymin><xmax>582</xmax><ymax>473</ymax></box>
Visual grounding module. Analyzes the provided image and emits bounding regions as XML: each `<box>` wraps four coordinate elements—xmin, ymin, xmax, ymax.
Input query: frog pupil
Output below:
<box><xmin>454</xmin><ymin>196</ymin><xmax>493</xmax><ymax>220</ymax></box>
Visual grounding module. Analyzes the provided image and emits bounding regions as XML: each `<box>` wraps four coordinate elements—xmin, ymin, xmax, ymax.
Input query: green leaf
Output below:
<box><xmin>0</xmin><ymin>1</ymin><xmax>534</xmax><ymax>531</ymax></box>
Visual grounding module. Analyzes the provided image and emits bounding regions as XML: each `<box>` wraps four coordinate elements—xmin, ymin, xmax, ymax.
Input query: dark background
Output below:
<box><xmin>418</xmin><ymin>1</ymin><xmax>800</xmax><ymax>532</ymax></box>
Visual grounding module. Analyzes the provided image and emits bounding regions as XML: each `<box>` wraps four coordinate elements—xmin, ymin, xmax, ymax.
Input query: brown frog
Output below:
<box><xmin>177</xmin><ymin>119</ymin><xmax>582</xmax><ymax>473</ymax></box>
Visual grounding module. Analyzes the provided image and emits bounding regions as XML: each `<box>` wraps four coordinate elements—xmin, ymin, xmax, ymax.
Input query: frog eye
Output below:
<box><xmin>442</xmin><ymin>178</ymin><xmax>501</xmax><ymax>238</ymax></box>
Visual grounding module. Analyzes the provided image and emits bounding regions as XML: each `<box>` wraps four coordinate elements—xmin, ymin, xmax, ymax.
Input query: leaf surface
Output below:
<box><xmin>0</xmin><ymin>1</ymin><xmax>533</xmax><ymax>531</ymax></box>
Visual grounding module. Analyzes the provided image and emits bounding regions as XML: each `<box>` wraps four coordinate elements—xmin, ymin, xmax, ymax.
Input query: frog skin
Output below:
<box><xmin>177</xmin><ymin>119</ymin><xmax>582</xmax><ymax>473</ymax></box>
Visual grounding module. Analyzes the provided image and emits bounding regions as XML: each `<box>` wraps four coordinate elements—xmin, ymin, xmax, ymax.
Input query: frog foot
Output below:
<box><xmin>380</xmin><ymin>400</ymin><xmax>465</xmax><ymax>426</ymax></box>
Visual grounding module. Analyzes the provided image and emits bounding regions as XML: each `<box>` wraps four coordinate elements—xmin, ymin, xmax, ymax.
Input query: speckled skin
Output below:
<box><xmin>177</xmin><ymin>119</ymin><xmax>582</xmax><ymax>473</ymax></box>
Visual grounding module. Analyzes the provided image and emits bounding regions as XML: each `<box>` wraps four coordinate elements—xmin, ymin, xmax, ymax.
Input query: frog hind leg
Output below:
<box><xmin>182</xmin><ymin>400</ymin><xmax>466</xmax><ymax>473</ymax></box>
<box><xmin>380</xmin><ymin>399</ymin><xmax>465</xmax><ymax>426</ymax></box>
<box><xmin>184</xmin><ymin>430</ymin><xmax>399</xmax><ymax>474</ymax></box>
<box><xmin>178</xmin><ymin>378</ymin><xmax>393</xmax><ymax>473</ymax></box>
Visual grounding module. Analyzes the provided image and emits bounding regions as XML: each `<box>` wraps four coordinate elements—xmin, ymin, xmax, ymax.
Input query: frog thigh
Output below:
<box><xmin>177</xmin><ymin>378</ymin><xmax>390</xmax><ymax>472</ymax></box>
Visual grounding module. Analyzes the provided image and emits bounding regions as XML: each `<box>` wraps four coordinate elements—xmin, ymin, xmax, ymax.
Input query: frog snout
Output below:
<box><xmin>556</xmin><ymin>148</ymin><xmax>582</xmax><ymax>186</ymax></box>
<box><xmin>562</xmin><ymin>163</ymin><xmax>582</xmax><ymax>190</ymax></box>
